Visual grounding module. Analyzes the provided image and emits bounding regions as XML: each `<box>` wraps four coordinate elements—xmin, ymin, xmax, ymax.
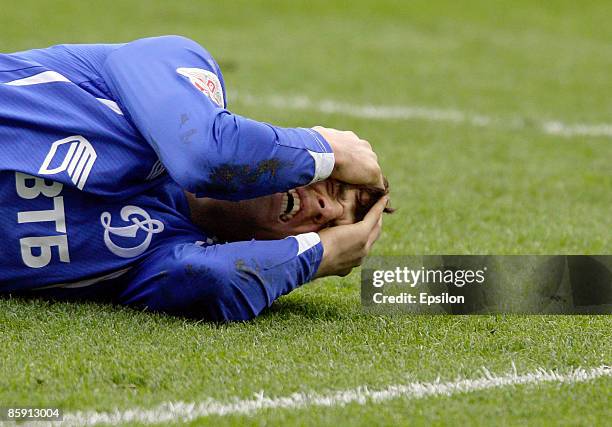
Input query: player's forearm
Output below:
<box><xmin>119</xmin><ymin>234</ymin><xmax>323</xmax><ymax>321</ymax></box>
<box><xmin>177</xmin><ymin>113</ymin><xmax>335</xmax><ymax>200</ymax></box>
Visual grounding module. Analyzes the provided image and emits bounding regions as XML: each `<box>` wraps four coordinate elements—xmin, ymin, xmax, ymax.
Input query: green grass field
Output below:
<box><xmin>1</xmin><ymin>1</ymin><xmax>611</xmax><ymax>425</ymax></box>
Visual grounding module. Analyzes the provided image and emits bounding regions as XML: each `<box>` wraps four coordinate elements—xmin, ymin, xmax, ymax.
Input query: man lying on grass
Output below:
<box><xmin>0</xmin><ymin>36</ymin><xmax>392</xmax><ymax>321</ymax></box>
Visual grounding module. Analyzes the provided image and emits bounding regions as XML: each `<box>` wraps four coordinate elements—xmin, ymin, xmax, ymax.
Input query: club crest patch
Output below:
<box><xmin>176</xmin><ymin>67</ymin><xmax>224</xmax><ymax>108</ymax></box>
<box><xmin>100</xmin><ymin>205</ymin><xmax>164</xmax><ymax>258</ymax></box>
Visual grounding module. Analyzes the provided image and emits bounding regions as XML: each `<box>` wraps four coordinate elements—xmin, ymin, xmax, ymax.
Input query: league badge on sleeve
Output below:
<box><xmin>176</xmin><ymin>67</ymin><xmax>224</xmax><ymax>108</ymax></box>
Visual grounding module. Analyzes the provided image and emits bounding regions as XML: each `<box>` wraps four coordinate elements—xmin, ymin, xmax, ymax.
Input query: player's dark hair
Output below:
<box><xmin>354</xmin><ymin>176</ymin><xmax>395</xmax><ymax>222</ymax></box>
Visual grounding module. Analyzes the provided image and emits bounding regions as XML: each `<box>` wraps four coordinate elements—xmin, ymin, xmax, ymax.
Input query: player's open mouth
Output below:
<box><xmin>279</xmin><ymin>189</ymin><xmax>301</xmax><ymax>222</ymax></box>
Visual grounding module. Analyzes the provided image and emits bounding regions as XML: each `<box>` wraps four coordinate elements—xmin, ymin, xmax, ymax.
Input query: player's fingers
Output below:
<box><xmin>369</xmin><ymin>175</ymin><xmax>385</xmax><ymax>192</ymax></box>
<box><xmin>365</xmin><ymin>161</ymin><xmax>383</xmax><ymax>189</ymax></box>
<box><xmin>367</xmin><ymin>215</ymin><xmax>383</xmax><ymax>248</ymax></box>
<box><xmin>362</xmin><ymin>196</ymin><xmax>388</xmax><ymax>229</ymax></box>
<box><xmin>359</xmin><ymin>138</ymin><xmax>373</xmax><ymax>150</ymax></box>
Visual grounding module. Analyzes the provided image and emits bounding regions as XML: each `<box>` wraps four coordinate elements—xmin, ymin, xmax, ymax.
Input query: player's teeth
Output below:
<box><xmin>291</xmin><ymin>194</ymin><xmax>300</xmax><ymax>215</ymax></box>
<box><xmin>280</xmin><ymin>193</ymin><xmax>288</xmax><ymax>216</ymax></box>
<box><xmin>288</xmin><ymin>189</ymin><xmax>301</xmax><ymax>215</ymax></box>
<box><xmin>280</xmin><ymin>190</ymin><xmax>301</xmax><ymax>220</ymax></box>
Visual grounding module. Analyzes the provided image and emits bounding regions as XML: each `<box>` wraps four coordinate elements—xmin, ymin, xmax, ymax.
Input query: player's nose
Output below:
<box><xmin>312</xmin><ymin>193</ymin><xmax>343</xmax><ymax>224</ymax></box>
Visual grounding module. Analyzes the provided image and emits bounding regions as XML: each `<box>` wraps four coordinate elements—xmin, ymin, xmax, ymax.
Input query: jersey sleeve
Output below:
<box><xmin>100</xmin><ymin>36</ymin><xmax>334</xmax><ymax>200</ymax></box>
<box><xmin>116</xmin><ymin>233</ymin><xmax>323</xmax><ymax>321</ymax></box>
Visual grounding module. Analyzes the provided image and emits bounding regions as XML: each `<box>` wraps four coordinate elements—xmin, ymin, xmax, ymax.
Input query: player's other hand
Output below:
<box><xmin>312</xmin><ymin>126</ymin><xmax>383</xmax><ymax>189</ymax></box>
<box><xmin>315</xmin><ymin>196</ymin><xmax>387</xmax><ymax>278</ymax></box>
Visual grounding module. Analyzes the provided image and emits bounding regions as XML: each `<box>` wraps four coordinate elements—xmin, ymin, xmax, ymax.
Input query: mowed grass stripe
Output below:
<box><xmin>35</xmin><ymin>366</ymin><xmax>611</xmax><ymax>426</ymax></box>
<box><xmin>232</xmin><ymin>92</ymin><xmax>612</xmax><ymax>138</ymax></box>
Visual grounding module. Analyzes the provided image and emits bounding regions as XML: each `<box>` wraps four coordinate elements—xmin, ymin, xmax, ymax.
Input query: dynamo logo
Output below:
<box><xmin>38</xmin><ymin>135</ymin><xmax>97</xmax><ymax>190</ymax></box>
<box><xmin>100</xmin><ymin>206</ymin><xmax>165</xmax><ymax>258</ymax></box>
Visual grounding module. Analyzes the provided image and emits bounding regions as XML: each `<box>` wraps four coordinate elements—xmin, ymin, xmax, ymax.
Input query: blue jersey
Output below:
<box><xmin>0</xmin><ymin>36</ymin><xmax>333</xmax><ymax>320</ymax></box>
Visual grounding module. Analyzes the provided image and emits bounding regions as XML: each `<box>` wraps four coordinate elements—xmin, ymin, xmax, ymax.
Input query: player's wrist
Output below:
<box><xmin>301</xmin><ymin>127</ymin><xmax>335</xmax><ymax>184</ymax></box>
<box><xmin>314</xmin><ymin>230</ymin><xmax>336</xmax><ymax>278</ymax></box>
<box><xmin>311</xmin><ymin>127</ymin><xmax>345</xmax><ymax>163</ymax></box>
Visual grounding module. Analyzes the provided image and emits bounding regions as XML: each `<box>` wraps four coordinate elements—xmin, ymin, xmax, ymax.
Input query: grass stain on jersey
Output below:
<box><xmin>205</xmin><ymin>158</ymin><xmax>290</xmax><ymax>194</ymax></box>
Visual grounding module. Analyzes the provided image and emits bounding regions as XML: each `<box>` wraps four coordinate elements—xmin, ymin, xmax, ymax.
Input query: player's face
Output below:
<box><xmin>232</xmin><ymin>180</ymin><xmax>368</xmax><ymax>240</ymax></box>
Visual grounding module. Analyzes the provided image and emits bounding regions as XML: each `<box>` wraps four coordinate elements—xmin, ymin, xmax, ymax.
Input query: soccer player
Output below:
<box><xmin>0</xmin><ymin>36</ymin><xmax>391</xmax><ymax>321</ymax></box>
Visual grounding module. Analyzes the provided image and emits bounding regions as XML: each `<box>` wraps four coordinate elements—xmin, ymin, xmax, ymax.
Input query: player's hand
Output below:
<box><xmin>314</xmin><ymin>196</ymin><xmax>387</xmax><ymax>278</ymax></box>
<box><xmin>312</xmin><ymin>126</ymin><xmax>383</xmax><ymax>189</ymax></box>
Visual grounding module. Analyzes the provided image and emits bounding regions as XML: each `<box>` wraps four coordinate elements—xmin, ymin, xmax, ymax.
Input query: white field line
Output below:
<box><xmin>232</xmin><ymin>93</ymin><xmax>612</xmax><ymax>138</ymax></box>
<box><xmin>30</xmin><ymin>365</ymin><xmax>611</xmax><ymax>426</ymax></box>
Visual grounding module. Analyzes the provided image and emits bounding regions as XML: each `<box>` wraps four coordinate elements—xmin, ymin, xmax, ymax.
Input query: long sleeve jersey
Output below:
<box><xmin>0</xmin><ymin>36</ymin><xmax>334</xmax><ymax>321</ymax></box>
